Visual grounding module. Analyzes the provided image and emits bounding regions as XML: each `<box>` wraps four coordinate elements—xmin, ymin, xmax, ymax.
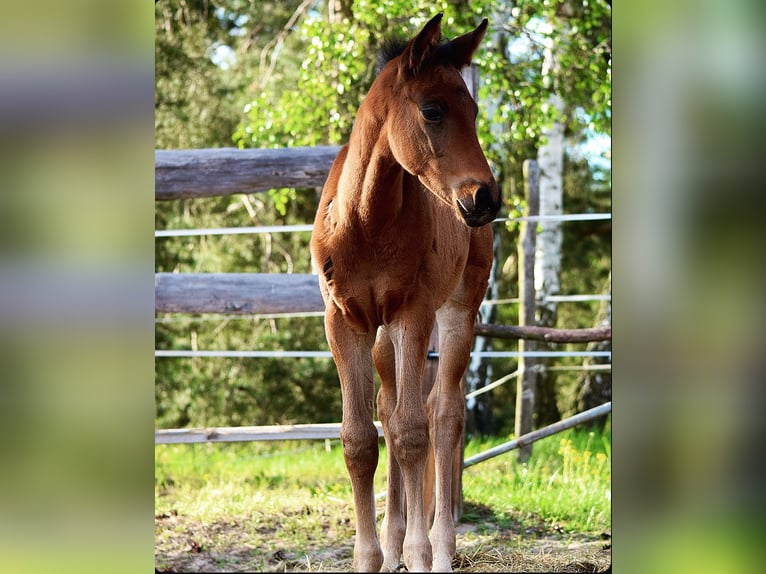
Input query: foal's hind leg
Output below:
<box><xmin>387</xmin><ymin>310</ymin><xmax>434</xmax><ymax>572</ymax></box>
<box><xmin>325</xmin><ymin>306</ymin><xmax>383</xmax><ymax>572</ymax></box>
<box><xmin>374</xmin><ymin>328</ymin><xmax>406</xmax><ymax>572</ymax></box>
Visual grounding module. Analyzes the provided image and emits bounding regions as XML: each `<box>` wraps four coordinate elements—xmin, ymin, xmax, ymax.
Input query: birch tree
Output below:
<box><xmin>534</xmin><ymin>15</ymin><xmax>566</xmax><ymax>426</ymax></box>
<box><xmin>507</xmin><ymin>0</ymin><xmax>611</xmax><ymax>427</ymax></box>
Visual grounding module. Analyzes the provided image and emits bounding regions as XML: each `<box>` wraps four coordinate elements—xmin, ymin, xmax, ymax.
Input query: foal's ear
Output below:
<box><xmin>399</xmin><ymin>13</ymin><xmax>443</xmax><ymax>76</ymax></box>
<box><xmin>447</xmin><ymin>18</ymin><xmax>488</xmax><ymax>68</ymax></box>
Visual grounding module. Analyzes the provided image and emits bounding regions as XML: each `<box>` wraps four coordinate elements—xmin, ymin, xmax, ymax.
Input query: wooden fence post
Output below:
<box><xmin>516</xmin><ymin>159</ymin><xmax>539</xmax><ymax>462</ymax></box>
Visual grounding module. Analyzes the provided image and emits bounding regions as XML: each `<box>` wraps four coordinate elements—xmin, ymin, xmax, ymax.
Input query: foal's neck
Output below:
<box><xmin>337</xmin><ymin>114</ymin><xmax>408</xmax><ymax>232</ymax></box>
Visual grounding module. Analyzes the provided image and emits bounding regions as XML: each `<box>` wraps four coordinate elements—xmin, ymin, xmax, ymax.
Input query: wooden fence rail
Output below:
<box><xmin>155</xmin><ymin>272</ymin><xmax>324</xmax><ymax>315</ymax></box>
<box><xmin>155</xmin><ymin>272</ymin><xmax>611</xmax><ymax>343</ymax></box>
<box><xmin>155</xmin><ymin>401</ymin><xmax>611</xmax><ymax>458</ymax></box>
<box><xmin>463</xmin><ymin>401</ymin><xmax>612</xmax><ymax>468</ymax></box>
<box><xmin>155</xmin><ymin>146</ymin><xmax>341</xmax><ymax>200</ymax></box>
<box><xmin>474</xmin><ymin>323</ymin><xmax>611</xmax><ymax>343</ymax></box>
<box><xmin>156</xmin><ymin>421</ymin><xmax>384</xmax><ymax>445</ymax></box>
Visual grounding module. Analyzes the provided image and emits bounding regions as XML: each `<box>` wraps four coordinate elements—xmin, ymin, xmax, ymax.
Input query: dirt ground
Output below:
<box><xmin>155</xmin><ymin>502</ymin><xmax>611</xmax><ymax>572</ymax></box>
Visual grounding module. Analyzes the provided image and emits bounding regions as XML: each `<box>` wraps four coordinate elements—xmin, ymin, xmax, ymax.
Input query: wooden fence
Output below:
<box><xmin>155</xmin><ymin>271</ymin><xmax>610</xmax><ymax>342</ymax></box>
<box><xmin>154</xmin><ymin>147</ymin><xmax>611</xmax><ymax>456</ymax></box>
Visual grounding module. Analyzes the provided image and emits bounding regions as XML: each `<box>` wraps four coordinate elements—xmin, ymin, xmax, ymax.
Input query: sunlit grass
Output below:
<box><xmin>462</xmin><ymin>427</ymin><xmax>611</xmax><ymax>534</ymax></box>
<box><xmin>155</xmin><ymin>440</ymin><xmax>358</xmax><ymax>518</ymax></box>
<box><xmin>156</xmin><ymin>425</ymin><xmax>610</xmax><ymax>536</ymax></box>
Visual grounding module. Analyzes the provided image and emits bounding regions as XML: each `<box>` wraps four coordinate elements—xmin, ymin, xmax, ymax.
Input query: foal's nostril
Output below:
<box><xmin>474</xmin><ymin>185</ymin><xmax>493</xmax><ymax>213</ymax></box>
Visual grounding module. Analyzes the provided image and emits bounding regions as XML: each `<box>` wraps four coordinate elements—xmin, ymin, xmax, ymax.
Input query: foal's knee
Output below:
<box><xmin>427</xmin><ymin>393</ymin><xmax>465</xmax><ymax>443</ymax></box>
<box><xmin>389</xmin><ymin>413</ymin><xmax>430</xmax><ymax>468</ymax></box>
<box><xmin>340</xmin><ymin>422</ymin><xmax>379</xmax><ymax>477</ymax></box>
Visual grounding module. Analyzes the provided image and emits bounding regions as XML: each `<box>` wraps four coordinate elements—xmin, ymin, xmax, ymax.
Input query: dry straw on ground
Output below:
<box><xmin>155</xmin><ymin>506</ymin><xmax>611</xmax><ymax>572</ymax></box>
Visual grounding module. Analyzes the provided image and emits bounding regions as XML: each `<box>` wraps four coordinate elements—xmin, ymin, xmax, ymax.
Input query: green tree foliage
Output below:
<box><xmin>155</xmin><ymin>0</ymin><xmax>611</xmax><ymax>435</ymax></box>
<box><xmin>155</xmin><ymin>0</ymin><xmax>235</xmax><ymax>149</ymax></box>
<box><xmin>155</xmin><ymin>0</ymin><xmax>309</xmax><ymax>149</ymax></box>
<box><xmin>155</xmin><ymin>0</ymin><xmax>343</xmax><ymax>428</ymax></box>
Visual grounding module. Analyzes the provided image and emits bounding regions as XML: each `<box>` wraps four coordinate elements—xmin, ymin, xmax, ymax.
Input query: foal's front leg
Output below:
<box><xmin>325</xmin><ymin>307</ymin><xmax>383</xmax><ymax>572</ymax></box>
<box><xmin>428</xmin><ymin>304</ymin><xmax>475</xmax><ymax>572</ymax></box>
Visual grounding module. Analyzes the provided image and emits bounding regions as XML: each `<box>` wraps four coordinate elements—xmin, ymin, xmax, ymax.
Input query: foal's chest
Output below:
<box><xmin>321</xmin><ymin>222</ymin><xmax>468</xmax><ymax>331</ymax></box>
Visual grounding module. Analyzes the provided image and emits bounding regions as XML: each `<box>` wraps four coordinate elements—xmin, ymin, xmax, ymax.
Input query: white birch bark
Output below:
<box><xmin>532</xmin><ymin>23</ymin><xmax>566</xmax><ymax>425</ymax></box>
<box><xmin>535</xmin><ymin>35</ymin><xmax>565</xmax><ymax>323</ymax></box>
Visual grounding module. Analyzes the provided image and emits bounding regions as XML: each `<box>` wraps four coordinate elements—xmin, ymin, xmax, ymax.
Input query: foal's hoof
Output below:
<box><xmin>431</xmin><ymin>556</ymin><xmax>454</xmax><ymax>572</ymax></box>
<box><xmin>402</xmin><ymin>553</ymin><xmax>432</xmax><ymax>572</ymax></box>
<box><xmin>353</xmin><ymin>548</ymin><xmax>383</xmax><ymax>572</ymax></box>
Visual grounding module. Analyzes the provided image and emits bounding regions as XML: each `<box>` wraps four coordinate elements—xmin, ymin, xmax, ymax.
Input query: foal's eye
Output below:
<box><xmin>419</xmin><ymin>105</ymin><xmax>443</xmax><ymax>123</ymax></box>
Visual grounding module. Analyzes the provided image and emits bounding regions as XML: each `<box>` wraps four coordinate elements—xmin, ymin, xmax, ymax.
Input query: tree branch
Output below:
<box><xmin>257</xmin><ymin>0</ymin><xmax>314</xmax><ymax>90</ymax></box>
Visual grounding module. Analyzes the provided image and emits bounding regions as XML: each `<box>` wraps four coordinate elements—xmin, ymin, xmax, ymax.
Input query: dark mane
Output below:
<box><xmin>376</xmin><ymin>37</ymin><xmax>407</xmax><ymax>74</ymax></box>
<box><xmin>376</xmin><ymin>35</ymin><xmax>454</xmax><ymax>75</ymax></box>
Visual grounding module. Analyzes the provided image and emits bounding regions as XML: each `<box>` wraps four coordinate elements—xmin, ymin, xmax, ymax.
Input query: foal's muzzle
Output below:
<box><xmin>456</xmin><ymin>181</ymin><xmax>501</xmax><ymax>227</ymax></box>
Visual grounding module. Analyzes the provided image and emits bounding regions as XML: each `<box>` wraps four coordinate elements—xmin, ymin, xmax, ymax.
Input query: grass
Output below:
<box><xmin>462</xmin><ymin>429</ymin><xmax>611</xmax><ymax>535</ymax></box>
<box><xmin>155</xmin><ymin>426</ymin><xmax>610</xmax><ymax>572</ymax></box>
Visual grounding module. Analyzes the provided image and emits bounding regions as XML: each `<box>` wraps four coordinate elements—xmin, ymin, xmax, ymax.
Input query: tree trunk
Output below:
<box><xmin>516</xmin><ymin>160</ymin><xmax>539</xmax><ymax>462</ymax></box>
<box><xmin>533</xmin><ymin>25</ymin><xmax>566</xmax><ymax>427</ymax></box>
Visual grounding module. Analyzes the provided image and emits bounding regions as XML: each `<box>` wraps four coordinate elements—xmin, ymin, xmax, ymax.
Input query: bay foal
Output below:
<box><xmin>310</xmin><ymin>14</ymin><xmax>500</xmax><ymax>572</ymax></box>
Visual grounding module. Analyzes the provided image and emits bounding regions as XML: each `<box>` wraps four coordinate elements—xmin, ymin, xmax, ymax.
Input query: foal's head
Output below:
<box><xmin>372</xmin><ymin>13</ymin><xmax>501</xmax><ymax>227</ymax></box>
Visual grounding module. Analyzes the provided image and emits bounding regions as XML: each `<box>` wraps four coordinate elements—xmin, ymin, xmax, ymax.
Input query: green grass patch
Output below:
<box><xmin>156</xmin><ymin>440</ymin><xmax>365</xmax><ymax>519</ymax></box>
<box><xmin>156</xmin><ymin>426</ymin><xmax>610</xmax><ymax>536</ymax></box>
<box><xmin>462</xmin><ymin>427</ymin><xmax>611</xmax><ymax>535</ymax></box>
<box><xmin>155</xmin><ymin>427</ymin><xmax>610</xmax><ymax>571</ymax></box>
